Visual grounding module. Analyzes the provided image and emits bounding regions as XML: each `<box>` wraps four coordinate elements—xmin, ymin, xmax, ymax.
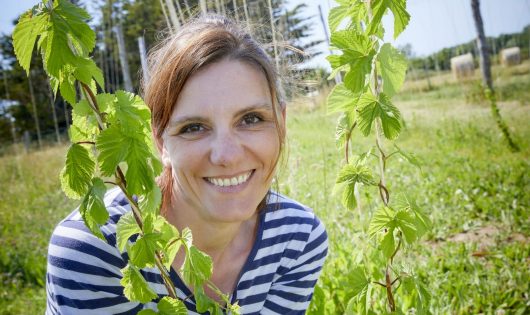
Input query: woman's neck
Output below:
<box><xmin>163</xmin><ymin>195</ymin><xmax>258</xmax><ymax>262</ymax></box>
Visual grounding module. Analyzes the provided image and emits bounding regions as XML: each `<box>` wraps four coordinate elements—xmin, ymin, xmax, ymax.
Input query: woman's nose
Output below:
<box><xmin>209</xmin><ymin>131</ymin><xmax>245</xmax><ymax>167</ymax></box>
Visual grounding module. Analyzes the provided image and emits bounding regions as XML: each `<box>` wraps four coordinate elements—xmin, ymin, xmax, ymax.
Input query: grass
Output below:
<box><xmin>1</xmin><ymin>63</ymin><xmax>529</xmax><ymax>314</ymax></box>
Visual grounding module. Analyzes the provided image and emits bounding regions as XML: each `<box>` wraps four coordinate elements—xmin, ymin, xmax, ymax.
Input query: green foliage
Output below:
<box><xmin>60</xmin><ymin>143</ymin><xmax>95</xmax><ymax>199</ymax></box>
<box><xmin>357</xmin><ymin>92</ymin><xmax>401</xmax><ymax>139</ymax></box>
<box><xmin>156</xmin><ymin>297</ymin><xmax>188</xmax><ymax>314</ymax></box>
<box><xmin>11</xmin><ymin>1</ymin><xmax>240</xmax><ymax>313</ymax></box>
<box><xmin>181</xmin><ymin>246</ymin><xmax>213</xmax><ymax>288</ymax></box>
<box><xmin>325</xmin><ymin>0</ymin><xmax>430</xmax><ymax>312</ymax></box>
<box><xmin>79</xmin><ymin>178</ymin><xmax>109</xmax><ymax>240</ymax></box>
<box><xmin>377</xmin><ymin>43</ymin><xmax>408</xmax><ymax>97</ymax></box>
<box><xmin>120</xmin><ymin>264</ymin><xmax>158</xmax><ymax>303</ymax></box>
<box><xmin>116</xmin><ymin>212</ymin><xmax>142</xmax><ymax>252</ymax></box>
<box><xmin>367</xmin><ymin>0</ymin><xmax>410</xmax><ymax>39</ymax></box>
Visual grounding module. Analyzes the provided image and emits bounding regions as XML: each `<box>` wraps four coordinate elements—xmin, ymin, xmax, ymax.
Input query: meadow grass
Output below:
<box><xmin>0</xmin><ymin>67</ymin><xmax>528</xmax><ymax>314</ymax></box>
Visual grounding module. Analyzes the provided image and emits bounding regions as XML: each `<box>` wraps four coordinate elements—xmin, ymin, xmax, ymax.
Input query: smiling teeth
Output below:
<box><xmin>207</xmin><ymin>171</ymin><xmax>252</xmax><ymax>187</ymax></box>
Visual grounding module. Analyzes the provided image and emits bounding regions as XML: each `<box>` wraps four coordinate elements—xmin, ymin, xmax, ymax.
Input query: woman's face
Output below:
<box><xmin>161</xmin><ymin>59</ymin><xmax>284</xmax><ymax>223</ymax></box>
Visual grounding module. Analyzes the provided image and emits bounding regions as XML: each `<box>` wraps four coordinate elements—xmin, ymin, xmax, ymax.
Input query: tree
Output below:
<box><xmin>471</xmin><ymin>0</ymin><xmax>519</xmax><ymax>151</ymax></box>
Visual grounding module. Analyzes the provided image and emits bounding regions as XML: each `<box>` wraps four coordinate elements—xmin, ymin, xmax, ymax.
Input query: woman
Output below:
<box><xmin>46</xmin><ymin>15</ymin><xmax>328</xmax><ymax>314</ymax></box>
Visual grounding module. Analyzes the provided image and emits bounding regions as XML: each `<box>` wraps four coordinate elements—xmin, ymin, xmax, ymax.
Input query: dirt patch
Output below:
<box><xmin>445</xmin><ymin>225</ymin><xmax>529</xmax><ymax>251</ymax></box>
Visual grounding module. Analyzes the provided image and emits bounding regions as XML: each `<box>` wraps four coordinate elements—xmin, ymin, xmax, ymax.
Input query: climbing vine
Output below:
<box><xmin>13</xmin><ymin>1</ymin><xmax>239</xmax><ymax>314</ymax></box>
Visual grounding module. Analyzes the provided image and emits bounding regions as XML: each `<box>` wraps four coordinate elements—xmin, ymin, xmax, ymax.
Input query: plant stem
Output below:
<box><xmin>486</xmin><ymin>89</ymin><xmax>519</xmax><ymax>152</ymax></box>
<box><xmin>80</xmin><ymin>83</ymin><xmax>105</xmax><ymax>130</ymax></box>
<box><xmin>385</xmin><ymin>265</ymin><xmax>396</xmax><ymax>312</ymax></box>
<box><xmin>80</xmin><ymin>82</ymin><xmax>178</xmax><ymax>300</ymax></box>
<box><xmin>344</xmin><ymin>121</ymin><xmax>357</xmax><ymax>164</ymax></box>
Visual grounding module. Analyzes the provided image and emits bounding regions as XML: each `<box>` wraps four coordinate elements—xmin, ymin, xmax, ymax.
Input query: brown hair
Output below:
<box><xmin>142</xmin><ymin>14</ymin><xmax>286</xmax><ymax>213</ymax></box>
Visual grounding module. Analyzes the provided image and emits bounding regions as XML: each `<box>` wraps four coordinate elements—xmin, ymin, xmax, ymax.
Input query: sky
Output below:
<box><xmin>1</xmin><ymin>0</ymin><xmax>530</xmax><ymax>69</ymax></box>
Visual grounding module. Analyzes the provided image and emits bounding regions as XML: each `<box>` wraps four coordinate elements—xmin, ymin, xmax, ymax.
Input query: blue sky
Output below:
<box><xmin>2</xmin><ymin>0</ymin><xmax>529</xmax><ymax>68</ymax></box>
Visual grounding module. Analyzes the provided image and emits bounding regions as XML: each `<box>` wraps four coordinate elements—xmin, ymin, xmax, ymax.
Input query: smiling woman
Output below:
<box><xmin>45</xmin><ymin>14</ymin><xmax>328</xmax><ymax>315</ymax></box>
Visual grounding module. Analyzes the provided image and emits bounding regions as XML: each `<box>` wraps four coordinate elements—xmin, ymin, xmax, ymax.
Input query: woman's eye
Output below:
<box><xmin>179</xmin><ymin>123</ymin><xmax>205</xmax><ymax>134</ymax></box>
<box><xmin>241</xmin><ymin>113</ymin><xmax>263</xmax><ymax>126</ymax></box>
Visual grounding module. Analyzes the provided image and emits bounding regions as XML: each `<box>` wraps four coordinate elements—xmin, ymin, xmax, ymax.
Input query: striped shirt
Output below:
<box><xmin>46</xmin><ymin>188</ymin><xmax>328</xmax><ymax>314</ymax></box>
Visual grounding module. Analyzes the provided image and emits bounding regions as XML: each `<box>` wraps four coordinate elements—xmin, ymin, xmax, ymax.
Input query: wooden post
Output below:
<box><xmin>2</xmin><ymin>65</ymin><xmax>10</xmax><ymax>99</ymax></box>
<box><xmin>214</xmin><ymin>0</ymin><xmax>221</xmax><ymax>13</ymax></box>
<box><xmin>199</xmin><ymin>0</ymin><xmax>207</xmax><ymax>14</ymax></box>
<box><xmin>165</xmin><ymin>0</ymin><xmax>181</xmax><ymax>30</ymax></box>
<box><xmin>175</xmin><ymin>0</ymin><xmax>186</xmax><ymax>24</ymax></box>
<box><xmin>47</xmin><ymin>80</ymin><xmax>61</xmax><ymax>143</ymax></box>
<box><xmin>267</xmin><ymin>0</ymin><xmax>279</xmax><ymax>74</ymax></box>
<box><xmin>318</xmin><ymin>5</ymin><xmax>341</xmax><ymax>84</ymax></box>
<box><xmin>159</xmin><ymin>0</ymin><xmax>172</xmax><ymax>31</ymax></box>
<box><xmin>28</xmin><ymin>71</ymin><xmax>42</xmax><ymax>149</ymax></box>
<box><xmin>113</xmin><ymin>24</ymin><xmax>134</xmax><ymax>92</ymax></box>
<box><xmin>471</xmin><ymin>0</ymin><xmax>519</xmax><ymax>151</ymax></box>
<box><xmin>243</xmin><ymin>0</ymin><xmax>250</xmax><ymax>28</ymax></box>
<box><xmin>138</xmin><ymin>36</ymin><xmax>150</xmax><ymax>82</ymax></box>
<box><xmin>232</xmin><ymin>0</ymin><xmax>239</xmax><ymax>22</ymax></box>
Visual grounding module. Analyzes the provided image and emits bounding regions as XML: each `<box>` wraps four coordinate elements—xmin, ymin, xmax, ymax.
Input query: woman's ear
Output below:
<box><xmin>155</xmin><ymin>133</ymin><xmax>171</xmax><ymax>167</ymax></box>
<box><xmin>161</xmin><ymin>144</ymin><xmax>171</xmax><ymax>167</ymax></box>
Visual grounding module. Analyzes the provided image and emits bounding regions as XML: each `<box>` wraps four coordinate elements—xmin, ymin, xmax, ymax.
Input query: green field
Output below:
<box><xmin>1</xmin><ymin>62</ymin><xmax>529</xmax><ymax>314</ymax></box>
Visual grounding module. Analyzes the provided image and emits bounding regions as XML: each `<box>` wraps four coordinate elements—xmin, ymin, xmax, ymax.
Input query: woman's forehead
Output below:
<box><xmin>171</xmin><ymin>59</ymin><xmax>272</xmax><ymax>118</ymax></box>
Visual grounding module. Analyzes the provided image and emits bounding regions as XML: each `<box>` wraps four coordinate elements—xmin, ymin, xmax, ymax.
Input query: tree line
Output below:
<box><xmin>0</xmin><ymin>0</ymin><xmax>326</xmax><ymax>149</ymax></box>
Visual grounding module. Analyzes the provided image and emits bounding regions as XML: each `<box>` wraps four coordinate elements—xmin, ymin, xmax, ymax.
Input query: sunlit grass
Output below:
<box><xmin>1</xmin><ymin>67</ymin><xmax>529</xmax><ymax>313</ymax></box>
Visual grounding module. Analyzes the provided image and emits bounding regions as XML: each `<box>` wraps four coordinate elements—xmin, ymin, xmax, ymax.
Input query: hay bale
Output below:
<box><xmin>450</xmin><ymin>53</ymin><xmax>475</xmax><ymax>80</ymax></box>
<box><xmin>500</xmin><ymin>47</ymin><xmax>521</xmax><ymax>66</ymax></box>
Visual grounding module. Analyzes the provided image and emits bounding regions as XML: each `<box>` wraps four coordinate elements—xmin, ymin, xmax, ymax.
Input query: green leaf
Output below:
<box><xmin>393</xmin><ymin>144</ymin><xmax>422</xmax><ymax>171</ymax></box>
<box><xmin>129</xmin><ymin>232</ymin><xmax>161</xmax><ymax>268</ymax></box>
<box><xmin>367</xmin><ymin>0</ymin><xmax>410</xmax><ymax>39</ymax></box>
<box><xmin>116</xmin><ymin>212</ymin><xmax>141</xmax><ymax>252</ymax></box>
<box><xmin>194</xmin><ymin>286</ymin><xmax>216</xmax><ymax>313</ymax></box>
<box><xmin>396</xmin><ymin>196</ymin><xmax>432</xmax><ymax>239</ymax></box>
<box><xmin>330</xmin><ymin>30</ymin><xmax>375</xmax><ymax>93</ymax></box>
<box><xmin>155</xmin><ymin>217</ymin><xmax>181</xmax><ymax>269</ymax></box>
<box><xmin>181</xmin><ymin>245</ymin><xmax>213</xmax><ymax>287</ymax></box>
<box><xmin>357</xmin><ymin>92</ymin><xmax>401</xmax><ymax>140</ymax></box>
<box><xmin>68</xmin><ymin>123</ymin><xmax>88</xmax><ymax>143</ymax></box>
<box><xmin>120</xmin><ymin>264</ymin><xmax>157</xmax><ymax>303</ymax></box>
<box><xmin>378</xmin><ymin>43</ymin><xmax>407</xmax><ymax>96</ymax></box>
<box><xmin>381</xmin><ymin>227</ymin><xmax>395</xmax><ymax>259</ymax></box>
<box><xmin>181</xmin><ymin>227</ymin><xmax>193</xmax><ymax>248</ymax></box>
<box><xmin>137</xmin><ymin>310</ymin><xmax>157</xmax><ymax>315</ymax></box>
<box><xmin>73</xmin><ymin>99</ymin><xmax>93</xmax><ymax>117</ymax></box>
<box><xmin>157</xmin><ymin>296</ymin><xmax>187</xmax><ymax>315</ymax></box>
<box><xmin>108</xmin><ymin>90</ymin><xmax>151</xmax><ymax>134</ymax></box>
<box><xmin>53</xmin><ymin>0</ymin><xmax>95</xmax><ymax>54</ymax></box>
<box><xmin>12</xmin><ymin>8</ymin><xmax>48</xmax><ymax>74</ymax></box>
<box><xmin>74</xmin><ymin>57</ymin><xmax>104</xmax><ymax>88</ymax></box>
<box><xmin>163</xmin><ymin>237</ymin><xmax>182</xmax><ymax>270</ymax></box>
<box><xmin>329</xmin><ymin>1</ymin><xmax>368</xmax><ymax>35</ymax></box>
<box><xmin>335</xmin><ymin>112</ymin><xmax>355</xmax><ymax>149</ymax></box>
<box><xmin>60</xmin><ymin>143</ymin><xmax>95</xmax><ymax>199</ymax></box>
<box><xmin>336</xmin><ymin>164</ymin><xmax>376</xmax><ymax>186</ymax></box>
<box><xmin>139</xmin><ymin>186</ymin><xmax>162</xmax><ymax>216</ymax></box>
<box><xmin>328</xmin><ymin>5</ymin><xmax>350</xmax><ymax>32</ymax></box>
<box><xmin>71</xmin><ymin>110</ymin><xmax>99</xmax><ymax>142</ymax></box>
<box><xmin>341</xmin><ymin>183</ymin><xmax>357</xmax><ymax>210</ymax></box>
<box><xmin>350</xmin><ymin>266</ymin><xmax>369</xmax><ymax>297</ymax></box>
<box><xmin>125</xmin><ymin>135</ymin><xmax>155</xmax><ymax>195</ymax></box>
<box><xmin>368</xmin><ymin>206</ymin><xmax>395</xmax><ymax>237</ymax></box>
<box><xmin>96</xmin><ymin>126</ymin><xmax>129</xmax><ymax>176</ymax></box>
<box><xmin>326</xmin><ymin>83</ymin><xmax>362</xmax><ymax>115</ymax></box>
<box><xmin>59</xmin><ymin>74</ymin><xmax>76</xmax><ymax>105</ymax></box>
<box><xmin>79</xmin><ymin>178</ymin><xmax>108</xmax><ymax>240</ymax></box>
<box><xmin>395</xmin><ymin>210</ymin><xmax>418</xmax><ymax>244</ymax></box>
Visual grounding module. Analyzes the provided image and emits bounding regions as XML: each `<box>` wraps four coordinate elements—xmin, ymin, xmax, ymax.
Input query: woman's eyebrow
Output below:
<box><xmin>169</xmin><ymin>103</ymin><xmax>273</xmax><ymax>127</ymax></box>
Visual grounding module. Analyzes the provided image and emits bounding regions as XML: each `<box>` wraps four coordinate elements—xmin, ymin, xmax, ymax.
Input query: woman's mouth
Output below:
<box><xmin>205</xmin><ymin>170</ymin><xmax>254</xmax><ymax>187</ymax></box>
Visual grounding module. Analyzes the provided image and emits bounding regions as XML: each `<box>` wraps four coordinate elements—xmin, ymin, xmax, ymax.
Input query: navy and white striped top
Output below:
<box><xmin>46</xmin><ymin>188</ymin><xmax>328</xmax><ymax>314</ymax></box>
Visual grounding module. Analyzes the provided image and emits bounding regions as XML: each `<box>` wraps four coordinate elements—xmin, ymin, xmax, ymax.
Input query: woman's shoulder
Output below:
<box><xmin>261</xmin><ymin>191</ymin><xmax>327</xmax><ymax>246</ymax></box>
<box><xmin>50</xmin><ymin>187</ymin><xmax>131</xmax><ymax>255</ymax></box>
